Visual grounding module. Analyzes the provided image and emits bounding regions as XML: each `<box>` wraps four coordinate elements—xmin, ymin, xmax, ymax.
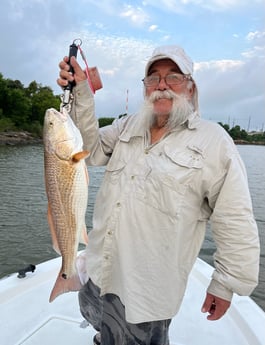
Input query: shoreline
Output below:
<box><xmin>0</xmin><ymin>131</ymin><xmax>264</xmax><ymax>146</ymax></box>
<box><xmin>233</xmin><ymin>139</ymin><xmax>265</xmax><ymax>145</ymax></box>
<box><xmin>0</xmin><ymin>131</ymin><xmax>42</xmax><ymax>146</ymax></box>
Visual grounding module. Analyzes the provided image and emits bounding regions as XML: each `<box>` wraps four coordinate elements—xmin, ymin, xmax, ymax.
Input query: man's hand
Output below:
<box><xmin>57</xmin><ymin>56</ymin><xmax>86</xmax><ymax>88</ymax></box>
<box><xmin>201</xmin><ymin>292</ymin><xmax>231</xmax><ymax>320</ymax></box>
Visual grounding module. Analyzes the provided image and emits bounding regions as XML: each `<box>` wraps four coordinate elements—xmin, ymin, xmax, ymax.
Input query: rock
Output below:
<box><xmin>0</xmin><ymin>131</ymin><xmax>42</xmax><ymax>145</ymax></box>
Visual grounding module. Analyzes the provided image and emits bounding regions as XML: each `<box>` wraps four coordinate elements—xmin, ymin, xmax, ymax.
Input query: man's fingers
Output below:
<box><xmin>201</xmin><ymin>293</ymin><xmax>214</xmax><ymax>313</ymax></box>
<box><xmin>57</xmin><ymin>56</ymin><xmax>86</xmax><ymax>88</ymax></box>
<box><xmin>201</xmin><ymin>293</ymin><xmax>231</xmax><ymax>321</ymax></box>
<box><xmin>69</xmin><ymin>56</ymin><xmax>87</xmax><ymax>83</ymax></box>
<box><xmin>57</xmin><ymin>77</ymin><xmax>68</xmax><ymax>88</ymax></box>
<box><xmin>59</xmin><ymin>57</ymin><xmax>70</xmax><ymax>70</ymax></box>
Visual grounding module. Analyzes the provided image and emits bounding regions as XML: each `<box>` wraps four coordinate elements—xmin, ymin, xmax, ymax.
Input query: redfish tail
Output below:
<box><xmin>49</xmin><ymin>270</ymin><xmax>83</xmax><ymax>303</ymax></box>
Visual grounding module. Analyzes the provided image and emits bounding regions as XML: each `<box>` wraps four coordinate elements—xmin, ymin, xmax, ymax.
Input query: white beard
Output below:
<box><xmin>141</xmin><ymin>90</ymin><xmax>194</xmax><ymax>131</ymax></box>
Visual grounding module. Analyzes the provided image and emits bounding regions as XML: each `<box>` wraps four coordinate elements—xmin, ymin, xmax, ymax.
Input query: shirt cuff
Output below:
<box><xmin>74</xmin><ymin>79</ymin><xmax>93</xmax><ymax>100</ymax></box>
<box><xmin>207</xmin><ymin>279</ymin><xmax>233</xmax><ymax>302</ymax></box>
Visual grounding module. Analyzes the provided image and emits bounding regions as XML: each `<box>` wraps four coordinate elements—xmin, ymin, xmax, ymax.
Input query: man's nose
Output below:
<box><xmin>156</xmin><ymin>77</ymin><xmax>169</xmax><ymax>90</ymax></box>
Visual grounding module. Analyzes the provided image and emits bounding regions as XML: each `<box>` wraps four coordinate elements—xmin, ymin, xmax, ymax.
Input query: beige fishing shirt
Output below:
<box><xmin>71</xmin><ymin>81</ymin><xmax>260</xmax><ymax>324</ymax></box>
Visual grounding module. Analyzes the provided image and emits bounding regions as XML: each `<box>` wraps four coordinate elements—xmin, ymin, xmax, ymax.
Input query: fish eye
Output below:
<box><xmin>49</xmin><ymin>121</ymin><xmax>54</xmax><ymax>127</ymax></box>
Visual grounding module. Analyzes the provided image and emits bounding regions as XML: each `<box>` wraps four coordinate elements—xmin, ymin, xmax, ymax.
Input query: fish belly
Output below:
<box><xmin>45</xmin><ymin>152</ymin><xmax>88</xmax><ymax>278</ymax></box>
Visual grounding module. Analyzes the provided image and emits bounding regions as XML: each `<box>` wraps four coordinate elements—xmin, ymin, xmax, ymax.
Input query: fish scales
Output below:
<box><xmin>43</xmin><ymin>108</ymin><xmax>89</xmax><ymax>302</ymax></box>
<box><xmin>45</xmin><ymin>153</ymin><xmax>86</xmax><ymax>277</ymax></box>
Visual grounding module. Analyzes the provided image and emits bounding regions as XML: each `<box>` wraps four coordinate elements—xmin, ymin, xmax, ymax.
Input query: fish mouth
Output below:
<box><xmin>56</xmin><ymin>109</ymin><xmax>68</xmax><ymax>122</ymax></box>
<box><xmin>55</xmin><ymin>137</ymin><xmax>75</xmax><ymax>145</ymax></box>
<box><xmin>47</xmin><ymin>108</ymin><xmax>68</xmax><ymax>122</ymax></box>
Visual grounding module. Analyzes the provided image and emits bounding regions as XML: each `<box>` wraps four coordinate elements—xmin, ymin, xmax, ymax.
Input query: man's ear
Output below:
<box><xmin>186</xmin><ymin>81</ymin><xmax>195</xmax><ymax>100</ymax></box>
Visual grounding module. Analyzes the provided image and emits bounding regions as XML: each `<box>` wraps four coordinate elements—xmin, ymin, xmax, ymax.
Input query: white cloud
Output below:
<box><xmin>246</xmin><ymin>30</ymin><xmax>265</xmax><ymax>41</ymax></box>
<box><xmin>80</xmin><ymin>0</ymin><xmax>119</xmax><ymax>15</ymax></box>
<box><xmin>242</xmin><ymin>45</ymin><xmax>265</xmax><ymax>59</ymax></box>
<box><xmin>144</xmin><ymin>0</ymin><xmax>263</xmax><ymax>13</ymax></box>
<box><xmin>195</xmin><ymin>59</ymin><xmax>244</xmax><ymax>72</ymax></box>
<box><xmin>149</xmin><ymin>24</ymin><xmax>158</xmax><ymax>32</ymax></box>
<box><xmin>63</xmin><ymin>30</ymin><xmax>155</xmax><ymax>116</ymax></box>
<box><xmin>0</xmin><ymin>0</ymin><xmax>263</xmax><ymax>129</ymax></box>
<box><xmin>194</xmin><ymin>55</ymin><xmax>265</xmax><ymax>130</ymax></box>
<box><xmin>120</xmin><ymin>4</ymin><xmax>149</xmax><ymax>26</ymax></box>
<box><xmin>243</xmin><ymin>30</ymin><xmax>265</xmax><ymax>58</ymax></box>
<box><xmin>162</xmin><ymin>35</ymin><xmax>171</xmax><ymax>41</ymax></box>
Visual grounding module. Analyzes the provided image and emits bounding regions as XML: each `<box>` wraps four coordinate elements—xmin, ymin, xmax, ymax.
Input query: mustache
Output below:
<box><xmin>148</xmin><ymin>90</ymin><xmax>177</xmax><ymax>102</ymax></box>
<box><xmin>141</xmin><ymin>91</ymin><xmax>193</xmax><ymax>130</ymax></box>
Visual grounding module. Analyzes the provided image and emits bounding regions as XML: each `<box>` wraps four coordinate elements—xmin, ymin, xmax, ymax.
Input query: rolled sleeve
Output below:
<box><xmin>70</xmin><ymin>81</ymin><xmax>111</xmax><ymax>165</ymax></box>
<box><xmin>208</xmin><ymin>152</ymin><xmax>260</xmax><ymax>300</ymax></box>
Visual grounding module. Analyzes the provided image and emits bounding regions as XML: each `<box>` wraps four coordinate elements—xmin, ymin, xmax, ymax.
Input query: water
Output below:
<box><xmin>0</xmin><ymin>145</ymin><xmax>104</xmax><ymax>277</ymax></box>
<box><xmin>0</xmin><ymin>144</ymin><xmax>264</xmax><ymax>312</ymax></box>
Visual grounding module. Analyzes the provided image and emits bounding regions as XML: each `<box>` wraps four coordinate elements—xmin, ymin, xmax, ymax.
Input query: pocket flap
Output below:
<box><xmin>164</xmin><ymin>144</ymin><xmax>203</xmax><ymax>169</ymax></box>
<box><xmin>106</xmin><ymin>159</ymin><xmax>126</xmax><ymax>172</ymax></box>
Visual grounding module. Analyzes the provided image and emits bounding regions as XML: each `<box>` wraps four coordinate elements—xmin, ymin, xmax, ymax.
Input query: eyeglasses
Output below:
<box><xmin>142</xmin><ymin>73</ymin><xmax>192</xmax><ymax>87</ymax></box>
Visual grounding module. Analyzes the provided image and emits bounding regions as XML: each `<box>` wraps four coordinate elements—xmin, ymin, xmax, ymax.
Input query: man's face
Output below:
<box><xmin>145</xmin><ymin>59</ymin><xmax>193</xmax><ymax>116</ymax></box>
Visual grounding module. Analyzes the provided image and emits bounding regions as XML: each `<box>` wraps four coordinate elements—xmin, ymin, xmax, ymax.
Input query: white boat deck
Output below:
<box><xmin>0</xmin><ymin>255</ymin><xmax>264</xmax><ymax>345</ymax></box>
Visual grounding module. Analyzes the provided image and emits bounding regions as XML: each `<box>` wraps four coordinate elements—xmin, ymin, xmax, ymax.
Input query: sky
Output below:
<box><xmin>0</xmin><ymin>0</ymin><xmax>264</xmax><ymax>131</ymax></box>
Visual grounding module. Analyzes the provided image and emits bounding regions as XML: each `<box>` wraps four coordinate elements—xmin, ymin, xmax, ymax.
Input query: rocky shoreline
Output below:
<box><xmin>233</xmin><ymin>139</ymin><xmax>265</xmax><ymax>146</ymax></box>
<box><xmin>0</xmin><ymin>131</ymin><xmax>42</xmax><ymax>146</ymax></box>
<box><xmin>0</xmin><ymin>131</ymin><xmax>264</xmax><ymax>146</ymax></box>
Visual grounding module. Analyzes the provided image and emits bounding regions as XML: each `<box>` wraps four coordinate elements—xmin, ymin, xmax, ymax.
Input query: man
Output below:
<box><xmin>57</xmin><ymin>45</ymin><xmax>260</xmax><ymax>345</ymax></box>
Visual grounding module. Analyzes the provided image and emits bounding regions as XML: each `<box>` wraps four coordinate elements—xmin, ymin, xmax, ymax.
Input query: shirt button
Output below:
<box><xmin>107</xmin><ymin>230</ymin><xmax>113</xmax><ymax>235</ymax></box>
<box><xmin>116</xmin><ymin>202</ymin><xmax>121</xmax><ymax>207</ymax></box>
<box><xmin>144</xmin><ymin>149</ymin><xmax>149</xmax><ymax>154</ymax></box>
<box><xmin>104</xmin><ymin>255</ymin><xmax>109</xmax><ymax>260</ymax></box>
<box><xmin>131</xmin><ymin>175</ymin><xmax>135</xmax><ymax>180</ymax></box>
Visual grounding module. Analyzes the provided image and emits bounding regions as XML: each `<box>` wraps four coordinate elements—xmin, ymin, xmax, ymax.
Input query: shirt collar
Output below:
<box><xmin>184</xmin><ymin>111</ymin><xmax>201</xmax><ymax>129</ymax></box>
<box><xmin>119</xmin><ymin>111</ymin><xmax>200</xmax><ymax>142</ymax></box>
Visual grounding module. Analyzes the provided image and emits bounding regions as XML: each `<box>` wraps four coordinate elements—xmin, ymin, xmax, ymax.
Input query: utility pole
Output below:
<box><xmin>247</xmin><ymin>116</ymin><xmax>251</xmax><ymax>132</ymax></box>
<box><xmin>125</xmin><ymin>89</ymin><xmax>129</xmax><ymax>114</ymax></box>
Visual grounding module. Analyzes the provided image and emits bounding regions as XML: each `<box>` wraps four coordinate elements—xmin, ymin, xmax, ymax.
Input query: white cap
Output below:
<box><xmin>145</xmin><ymin>45</ymin><xmax>193</xmax><ymax>76</ymax></box>
<box><xmin>145</xmin><ymin>45</ymin><xmax>199</xmax><ymax>112</ymax></box>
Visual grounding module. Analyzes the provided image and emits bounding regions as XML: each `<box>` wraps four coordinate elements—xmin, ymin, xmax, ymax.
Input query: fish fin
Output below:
<box><xmin>47</xmin><ymin>204</ymin><xmax>61</xmax><ymax>255</ymax></box>
<box><xmin>49</xmin><ymin>270</ymin><xmax>82</xmax><ymax>303</ymax></box>
<box><xmin>72</xmin><ymin>150</ymin><xmax>90</xmax><ymax>163</ymax></box>
<box><xmin>80</xmin><ymin>225</ymin><xmax>89</xmax><ymax>245</ymax></box>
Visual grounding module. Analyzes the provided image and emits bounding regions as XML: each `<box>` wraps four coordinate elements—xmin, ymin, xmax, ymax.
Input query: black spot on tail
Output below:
<box><xmin>62</xmin><ymin>273</ymin><xmax>67</xmax><ymax>279</ymax></box>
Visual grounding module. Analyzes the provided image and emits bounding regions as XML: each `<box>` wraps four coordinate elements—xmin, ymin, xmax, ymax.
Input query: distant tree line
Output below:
<box><xmin>98</xmin><ymin>114</ymin><xmax>127</xmax><ymax>127</ymax></box>
<box><xmin>218</xmin><ymin>122</ymin><xmax>265</xmax><ymax>144</ymax></box>
<box><xmin>0</xmin><ymin>74</ymin><xmax>124</xmax><ymax>136</ymax></box>
<box><xmin>0</xmin><ymin>73</ymin><xmax>61</xmax><ymax>136</ymax></box>
<box><xmin>0</xmin><ymin>74</ymin><xmax>264</xmax><ymax>143</ymax></box>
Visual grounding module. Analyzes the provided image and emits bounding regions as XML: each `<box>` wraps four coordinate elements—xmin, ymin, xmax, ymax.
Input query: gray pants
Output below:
<box><xmin>78</xmin><ymin>279</ymin><xmax>171</xmax><ymax>345</ymax></box>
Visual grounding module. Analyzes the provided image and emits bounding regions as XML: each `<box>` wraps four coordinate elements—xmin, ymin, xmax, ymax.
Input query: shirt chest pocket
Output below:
<box><xmin>162</xmin><ymin>144</ymin><xmax>204</xmax><ymax>184</ymax></box>
<box><xmin>105</xmin><ymin>159</ymin><xmax>127</xmax><ymax>185</ymax></box>
<box><xmin>142</xmin><ymin>145</ymin><xmax>204</xmax><ymax>217</ymax></box>
<box><xmin>164</xmin><ymin>144</ymin><xmax>204</xmax><ymax>169</ymax></box>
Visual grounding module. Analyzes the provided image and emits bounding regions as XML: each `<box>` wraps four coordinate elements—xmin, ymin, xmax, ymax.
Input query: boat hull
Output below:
<box><xmin>0</xmin><ymin>255</ymin><xmax>264</xmax><ymax>345</ymax></box>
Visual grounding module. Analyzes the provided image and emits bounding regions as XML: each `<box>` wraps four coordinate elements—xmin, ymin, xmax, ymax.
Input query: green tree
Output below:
<box><xmin>5</xmin><ymin>88</ymin><xmax>31</xmax><ymax>127</ymax></box>
<box><xmin>218</xmin><ymin>122</ymin><xmax>230</xmax><ymax>133</ymax></box>
<box><xmin>5</xmin><ymin>78</ymin><xmax>24</xmax><ymax>90</ymax></box>
<box><xmin>98</xmin><ymin>117</ymin><xmax>115</xmax><ymax>127</ymax></box>
<box><xmin>229</xmin><ymin>125</ymin><xmax>242</xmax><ymax>140</ymax></box>
<box><xmin>0</xmin><ymin>74</ymin><xmax>61</xmax><ymax>132</ymax></box>
<box><xmin>119</xmin><ymin>113</ymin><xmax>127</xmax><ymax>118</ymax></box>
<box><xmin>25</xmin><ymin>81</ymin><xmax>39</xmax><ymax>97</ymax></box>
<box><xmin>29</xmin><ymin>85</ymin><xmax>60</xmax><ymax>124</ymax></box>
<box><xmin>0</xmin><ymin>73</ymin><xmax>8</xmax><ymax>118</ymax></box>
